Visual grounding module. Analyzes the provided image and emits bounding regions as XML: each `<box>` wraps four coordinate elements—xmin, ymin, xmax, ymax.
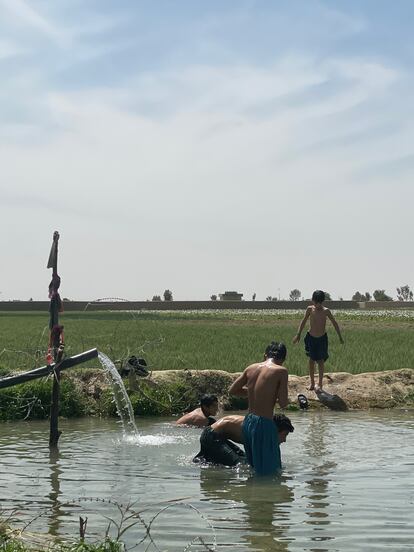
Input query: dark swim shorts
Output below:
<box><xmin>304</xmin><ymin>332</ymin><xmax>329</xmax><ymax>361</ymax></box>
<box><xmin>193</xmin><ymin>427</ymin><xmax>245</xmax><ymax>466</ymax></box>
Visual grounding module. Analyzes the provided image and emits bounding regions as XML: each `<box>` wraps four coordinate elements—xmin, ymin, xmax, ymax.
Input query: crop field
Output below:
<box><xmin>0</xmin><ymin>309</ymin><xmax>413</xmax><ymax>377</ymax></box>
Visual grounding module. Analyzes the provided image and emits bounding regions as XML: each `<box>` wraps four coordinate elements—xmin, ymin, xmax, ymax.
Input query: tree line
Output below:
<box><xmin>149</xmin><ymin>285</ymin><xmax>413</xmax><ymax>302</ymax></box>
<box><xmin>274</xmin><ymin>285</ymin><xmax>412</xmax><ymax>302</ymax></box>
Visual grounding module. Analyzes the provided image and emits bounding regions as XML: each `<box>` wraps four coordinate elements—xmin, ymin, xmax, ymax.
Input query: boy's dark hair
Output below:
<box><xmin>312</xmin><ymin>290</ymin><xmax>326</xmax><ymax>303</ymax></box>
<box><xmin>265</xmin><ymin>341</ymin><xmax>287</xmax><ymax>362</ymax></box>
<box><xmin>200</xmin><ymin>394</ymin><xmax>218</xmax><ymax>407</ymax></box>
<box><xmin>273</xmin><ymin>414</ymin><xmax>294</xmax><ymax>433</ymax></box>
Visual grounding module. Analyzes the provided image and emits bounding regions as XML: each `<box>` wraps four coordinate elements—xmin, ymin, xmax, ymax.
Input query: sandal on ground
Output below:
<box><xmin>297</xmin><ymin>393</ymin><xmax>309</xmax><ymax>410</ymax></box>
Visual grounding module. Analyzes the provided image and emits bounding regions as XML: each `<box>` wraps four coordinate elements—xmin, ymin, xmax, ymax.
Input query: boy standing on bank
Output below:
<box><xmin>293</xmin><ymin>290</ymin><xmax>344</xmax><ymax>390</ymax></box>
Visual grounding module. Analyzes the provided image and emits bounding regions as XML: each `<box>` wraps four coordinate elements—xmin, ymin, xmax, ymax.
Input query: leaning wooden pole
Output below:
<box><xmin>47</xmin><ymin>231</ymin><xmax>64</xmax><ymax>447</ymax></box>
<box><xmin>0</xmin><ymin>349</ymin><xmax>98</xmax><ymax>390</ymax></box>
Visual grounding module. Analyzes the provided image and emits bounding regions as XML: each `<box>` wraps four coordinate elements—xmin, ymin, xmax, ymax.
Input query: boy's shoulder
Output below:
<box><xmin>310</xmin><ymin>305</ymin><xmax>330</xmax><ymax>315</ymax></box>
<box><xmin>321</xmin><ymin>306</ymin><xmax>332</xmax><ymax>317</ymax></box>
<box><xmin>245</xmin><ymin>362</ymin><xmax>263</xmax><ymax>374</ymax></box>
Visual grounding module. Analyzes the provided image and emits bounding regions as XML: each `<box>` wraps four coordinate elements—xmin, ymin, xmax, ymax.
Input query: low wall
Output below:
<box><xmin>360</xmin><ymin>301</ymin><xmax>414</xmax><ymax>309</ymax></box>
<box><xmin>0</xmin><ymin>300</ymin><xmax>413</xmax><ymax>312</ymax></box>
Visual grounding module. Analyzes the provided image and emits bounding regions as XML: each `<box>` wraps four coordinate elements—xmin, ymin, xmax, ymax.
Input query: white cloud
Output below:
<box><xmin>1</xmin><ymin>53</ymin><xmax>412</xmax><ymax>300</ymax></box>
<box><xmin>0</xmin><ymin>38</ymin><xmax>25</xmax><ymax>59</ymax></box>
<box><xmin>0</xmin><ymin>2</ymin><xmax>412</xmax><ymax>300</ymax></box>
<box><xmin>0</xmin><ymin>0</ymin><xmax>68</xmax><ymax>47</ymax></box>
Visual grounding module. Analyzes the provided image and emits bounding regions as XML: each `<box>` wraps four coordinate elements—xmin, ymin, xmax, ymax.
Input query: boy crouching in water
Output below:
<box><xmin>293</xmin><ymin>290</ymin><xmax>344</xmax><ymax>390</ymax></box>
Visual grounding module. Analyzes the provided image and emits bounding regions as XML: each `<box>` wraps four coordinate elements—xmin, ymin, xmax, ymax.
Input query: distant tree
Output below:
<box><xmin>373</xmin><ymin>289</ymin><xmax>393</xmax><ymax>301</ymax></box>
<box><xmin>266</xmin><ymin>296</ymin><xmax>272</xmax><ymax>301</ymax></box>
<box><xmin>396</xmin><ymin>285</ymin><xmax>413</xmax><ymax>302</ymax></box>
<box><xmin>289</xmin><ymin>289</ymin><xmax>301</xmax><ymax>301</ymax></box>
<box><xmin>324</xmin><ymin>292</ymin><xmax>332</xmax><ymax>301</ymax></box>
<box><xmin>210</xmin><ymin>294</ymin><xmax>217</xmax><ymax>301</ymax></box>
<box><xmin>29</xmin><ymin>297</ymin><xmax>33</xmax><ymax>301</ymax></box>
<box><xmin>152</xmin><ymin>295</ymin><xmax>161</xmax><ymax>301</ymax></box>
<box><xmin>163</xmin><ymin>289</ymin><xmax>173</xmax><ymax>301</ymax></box>
<box><xmin>252</xmin><ymin>293</ymin><xmax>256</xmax><ymax>301</ymax></box>
<box><xmin>352</xmin><ymin>291</ymin><xmax>372</xmax><ymax>302</ymax></box>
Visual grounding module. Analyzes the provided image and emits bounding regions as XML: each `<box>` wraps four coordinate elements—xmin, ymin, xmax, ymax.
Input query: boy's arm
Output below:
<box><xmin>228</xmin><ymin>369</ymin><xmax>248</xmax><ymax>397</ymax></box>
<box><xmin>327</xmin><ymin>310</ymin><xmax>344</xmax><ymax>343</ymax></box>
<box><xmin>276</xmin><ymin>369</ymin><xmax>289</xmax><ymax>409</ymax></box>
<box><xmin>293</xmin><ymin>307</ymin><xmax>311</xmax><ymax>343</ymax></box>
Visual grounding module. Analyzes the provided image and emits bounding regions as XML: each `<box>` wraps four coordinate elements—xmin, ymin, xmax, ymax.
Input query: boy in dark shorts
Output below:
<box><xmin>293</xmin><ymin>290</ymin><xmax>344</xmax><ymax>390</ymax></box>
<box><xmin>193</xmin><ymin>414</ymin><xmax>294</xmax><ymax>470</ymax></box>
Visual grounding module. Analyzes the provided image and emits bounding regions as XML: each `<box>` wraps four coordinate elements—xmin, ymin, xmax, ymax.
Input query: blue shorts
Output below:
<box><xmin>242</xmin><ymin>413</ymin><xmax>281</xmax><ymax>476</ymax></box>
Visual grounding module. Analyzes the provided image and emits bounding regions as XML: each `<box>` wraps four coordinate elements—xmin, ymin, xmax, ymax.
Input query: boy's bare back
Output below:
<box><xmin>293</xmin><ymin>302</ymin><xmax>343</xmax><ymax>344</ymax></box>
<box><xmin>231</xmin><ymin>360</ymin><xmax>288</xmax><ymax>419</ymax></box>
<box><xmin>308</xmin><ymin>305</ymin><xmax>329</xmax><ymax>337</ymax></box>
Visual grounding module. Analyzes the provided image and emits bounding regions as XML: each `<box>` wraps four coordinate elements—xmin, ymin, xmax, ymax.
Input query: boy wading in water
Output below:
<box><xmin>293</xmin><ymin>290</ymin><xmax>344</xmax><ymax>391</ymax></box>
<box><xmin>228</xmin><ymin>342</ymin><xmax>289</xmax><ymax>476</ymax></box>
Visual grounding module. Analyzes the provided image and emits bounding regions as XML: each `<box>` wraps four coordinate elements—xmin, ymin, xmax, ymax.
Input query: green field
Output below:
<box><xmin>1</xmin><ymin>309</ymin><xmax>413</xmax><ymax>377</ymax></box>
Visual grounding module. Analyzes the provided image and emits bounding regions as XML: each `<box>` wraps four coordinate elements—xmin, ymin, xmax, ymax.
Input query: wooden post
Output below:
<box><xmin>49</xmin><ymin>366</ymin><xmax>61</xmax><ymax>447</ymax></box>
<box><xmin>47</xmin><ymin>231</ymin><xmax>64</xmax><ymax>448</ymax></box>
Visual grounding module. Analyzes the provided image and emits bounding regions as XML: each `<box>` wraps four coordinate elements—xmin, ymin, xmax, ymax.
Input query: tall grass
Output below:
<box><xmin>0</xmin><ymin>310</ymin><xmax>413</xmax><ymax>377</ymax></box>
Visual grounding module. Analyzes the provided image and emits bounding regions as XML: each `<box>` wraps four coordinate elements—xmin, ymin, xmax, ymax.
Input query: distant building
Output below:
<box><xmin>219</xmin><ymin>291</ymin><xmax>243</xmax><ymax>301</ymax></box>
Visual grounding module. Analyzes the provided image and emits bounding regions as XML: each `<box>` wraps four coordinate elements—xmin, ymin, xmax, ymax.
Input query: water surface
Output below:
<box><xmin>0</xmin><ymin>410</ymin><xmax>413</xmax><ymax>551</ymax></box>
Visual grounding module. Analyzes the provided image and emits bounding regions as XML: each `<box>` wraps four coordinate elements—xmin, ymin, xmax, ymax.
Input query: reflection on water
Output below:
<box><xmin>48</xmin><ymin>447</ymin><xmax>62</xmax><ymax>537</ymax></box>
<box><xmin>0</xmin><ymin>411</ymin><xmax>413</xmax><ymax>551</ymax></box>
<box><xmin>302</xmin><ymin>414</ymin><xmax>336</xmax><ymax>551</ymax></box>
<box><xmin>200</xmin><ymin>469</ymin><xmax>294</xmax><ymax>551</ymax></box>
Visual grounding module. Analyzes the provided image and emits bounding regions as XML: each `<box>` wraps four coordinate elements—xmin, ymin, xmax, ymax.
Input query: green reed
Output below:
<box><xmin>0</xmin><ymin>310</ymin><xmax>413</xmax><ymax>377</ymax></box>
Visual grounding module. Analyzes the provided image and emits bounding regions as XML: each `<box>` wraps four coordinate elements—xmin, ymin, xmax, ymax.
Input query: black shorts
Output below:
<box><xmin>193</xmin><ymin>427</ymin><xmax>245</xmax><ymax>467</ymax></box>
<box><xmin>304</xmin><ymin>332</ymin><xmax>329</xmax><ymax>362</ymax></box>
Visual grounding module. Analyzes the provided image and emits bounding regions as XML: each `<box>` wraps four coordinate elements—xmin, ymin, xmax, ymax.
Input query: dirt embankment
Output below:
<box><xmin>76</xmin><ymin>368</ymin><xmax>414</xmax><ymax>411</ymax></box>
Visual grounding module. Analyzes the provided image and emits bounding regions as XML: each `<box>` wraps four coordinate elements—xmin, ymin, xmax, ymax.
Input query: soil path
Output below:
<box><xmin>136</xmin><ymin>368</ymin><xmax>414</xmax><ymax>410</ymax></box>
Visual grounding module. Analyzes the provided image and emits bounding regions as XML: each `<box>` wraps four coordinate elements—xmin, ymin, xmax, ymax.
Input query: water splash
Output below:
<box><xmin>98</xmin><ymin>351</ymin><xmax>138</xmax><ymax>436</ymax></box>
<box><xmin>123</xmin><ymin>433</ymin><xmax>189</xmax><ymax>446</ymax></box>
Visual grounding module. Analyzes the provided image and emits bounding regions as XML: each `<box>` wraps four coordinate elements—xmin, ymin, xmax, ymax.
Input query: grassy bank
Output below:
<box><xmin>1</xmin><ymin>310</ymin><xmax>413</xmax><ymax>377</ymax></box>
<box><xmin>0</xmin><ymin>309</ymin><xmax>413</xmax><ymax>420</ymax></box>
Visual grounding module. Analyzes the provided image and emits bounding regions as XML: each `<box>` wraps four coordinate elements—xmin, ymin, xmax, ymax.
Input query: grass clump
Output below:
<box><xmin>130</xmin><ymin>380</ymin><xmax>197</xmax><ymax>416</ymax></box>
<box><xmin>0</xmin><ymin>378</ymin><xmax>91</xmax><ymax>421</ymax></box>
<box><xmin>0</xmin><ymin>538</ymin><xmax>123</xmax><ymax>551</ymax></box>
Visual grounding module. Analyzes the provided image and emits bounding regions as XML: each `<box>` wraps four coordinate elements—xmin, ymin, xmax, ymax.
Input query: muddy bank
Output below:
<box><xmin>75</xmin><ymin>367</ymin><xmax>414</xmax><ymax>412</ymax></box>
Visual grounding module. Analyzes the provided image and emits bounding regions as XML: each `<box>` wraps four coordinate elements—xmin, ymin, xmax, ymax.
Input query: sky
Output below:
<box><xmin>1</xmin><ymin>0</ymin><xmax>413</xmax><ymax>301</ymax></box>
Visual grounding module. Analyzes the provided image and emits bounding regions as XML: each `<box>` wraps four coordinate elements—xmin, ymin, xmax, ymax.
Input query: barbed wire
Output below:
<box><xmin>13</xmin><ymin>497</ymin><xmax>216</xmax><ymax>552</ymax></box>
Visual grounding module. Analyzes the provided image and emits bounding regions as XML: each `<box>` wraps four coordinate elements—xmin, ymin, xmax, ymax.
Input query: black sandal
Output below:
<box><xmin>297</xmin><ymin>393</ymin><xmax>309</xmax><ymax>410</ymax></box>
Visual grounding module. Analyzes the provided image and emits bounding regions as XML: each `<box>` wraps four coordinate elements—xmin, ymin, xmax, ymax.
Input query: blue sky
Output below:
<box><xmin>1</xmin><ymin>0</ymin><xmax>413</xmax><ymax>301</ymax></box>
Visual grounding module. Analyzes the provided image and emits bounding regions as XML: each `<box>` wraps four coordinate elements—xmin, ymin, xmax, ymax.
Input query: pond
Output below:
<box><xmin>0</xmin><ymin>410</ymin><xmax>413</xmax><ymax>551</ymax></box>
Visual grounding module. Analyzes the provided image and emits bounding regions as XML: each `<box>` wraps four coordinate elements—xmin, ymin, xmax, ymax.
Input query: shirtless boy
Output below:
<box><xmin>176</xmin><ymin>394</ymin><xmax>218</xmax><ymax>427</ymax></box>
<box><xmin>193</xmin><ymin>414</ymin><xmax>294</xmax><ymax>468</ymax></box>
<box><xmin>228</xmin><ymin>341</ymin><xmax>289</xmax><ymax>476</ymax></box>
<box><xmin>293</xmin><ymin>290</ymin><xmax>344</xmax><ymax>391</ymax></box>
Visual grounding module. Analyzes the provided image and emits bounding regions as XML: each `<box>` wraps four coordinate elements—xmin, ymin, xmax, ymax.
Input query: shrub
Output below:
<box><xmin>129</xmin><ymin>380</ymin><xmax>198</xmax><ymax>416</ymax></box>
<box><xmin>0</xmin><ymin>377</ymin><xmax>91</xmax><ymax>421</ymax></box>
